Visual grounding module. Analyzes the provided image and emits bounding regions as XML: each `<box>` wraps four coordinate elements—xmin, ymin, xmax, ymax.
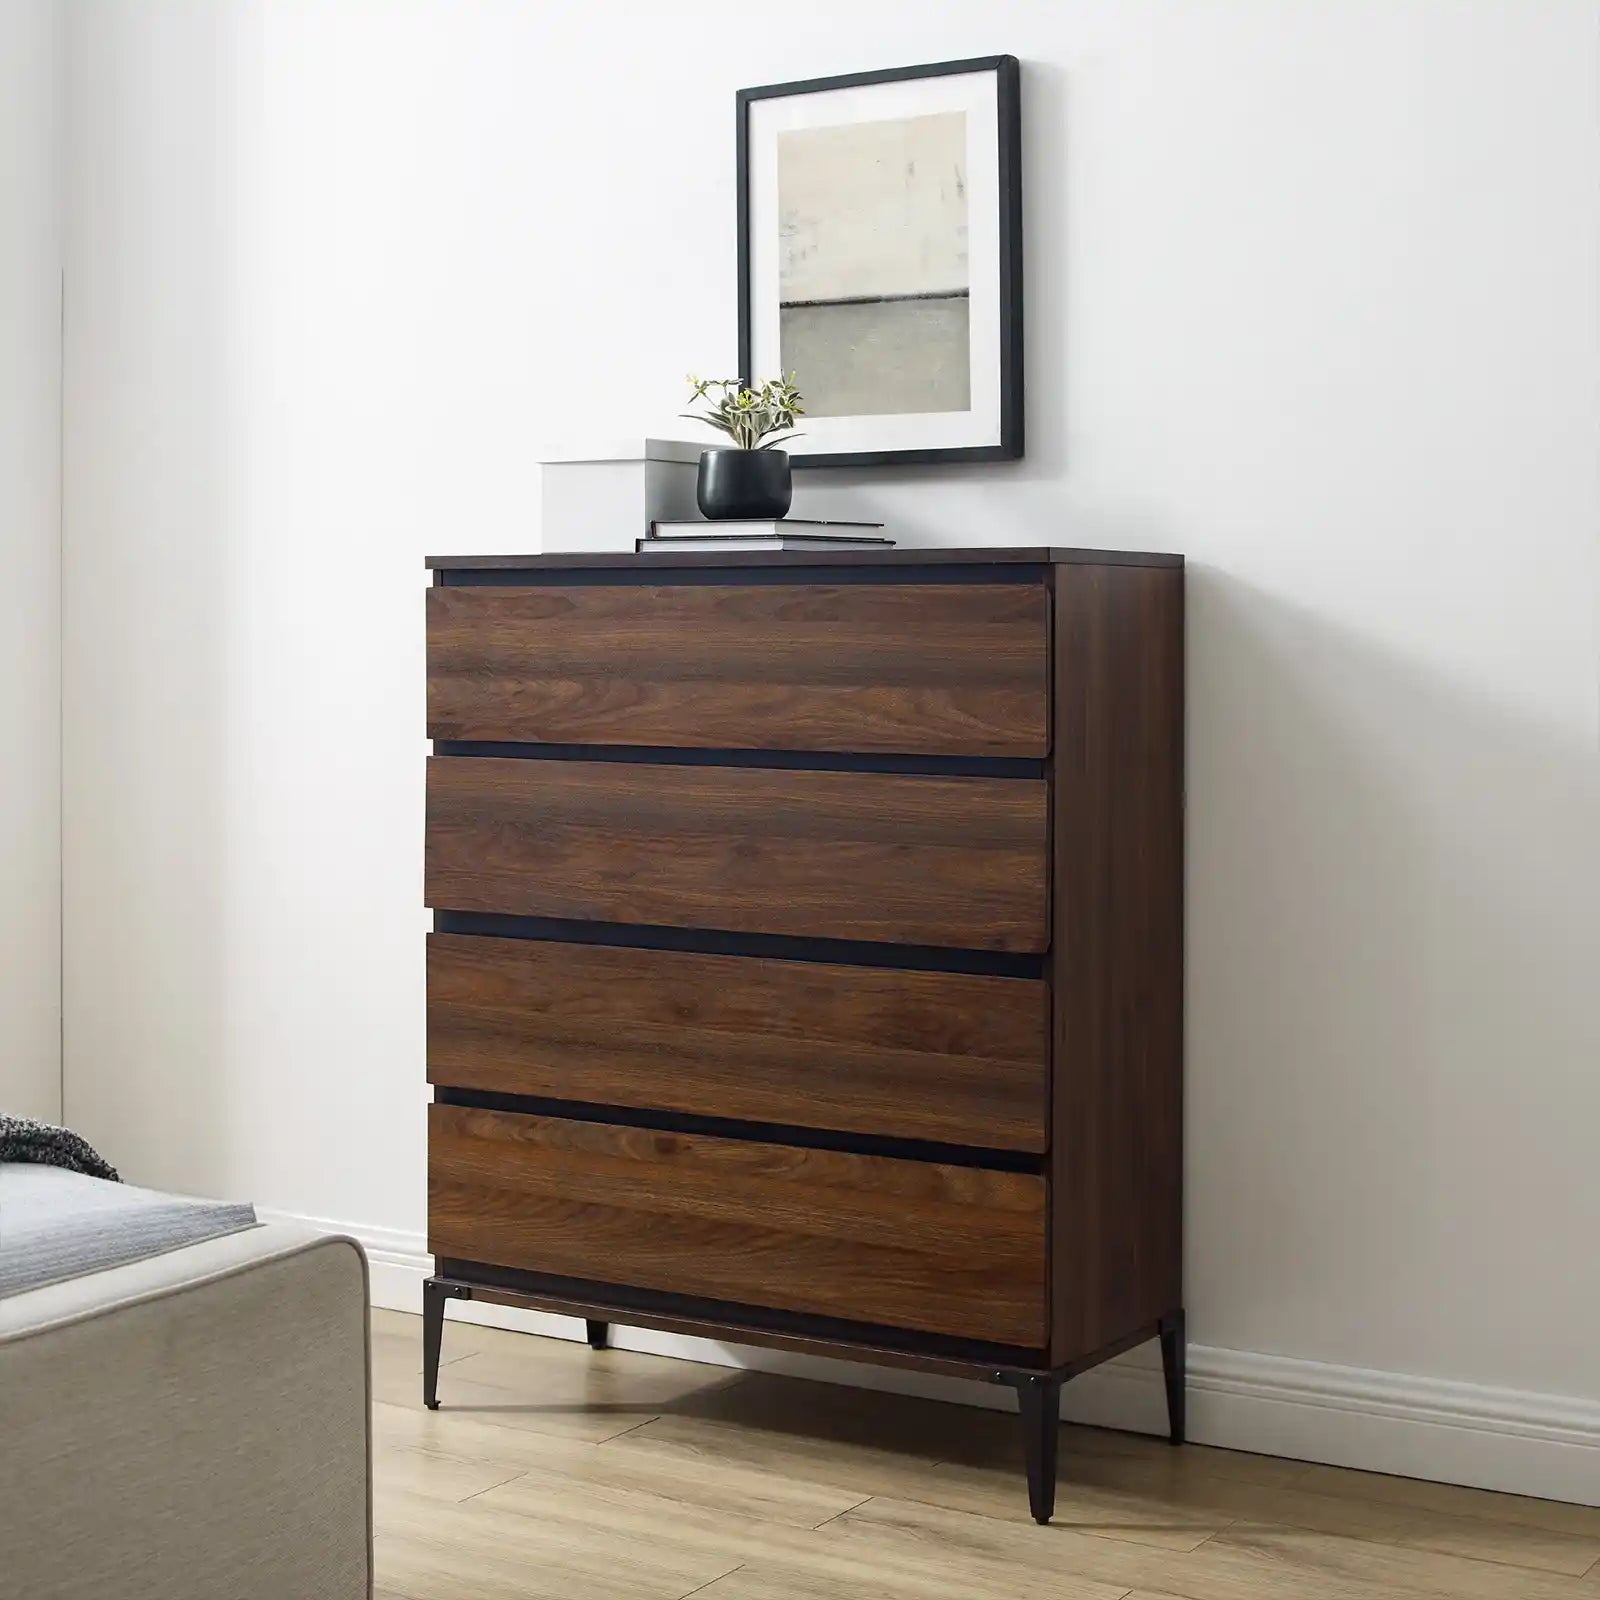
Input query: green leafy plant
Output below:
<box><xmin>683</xmin><ymin>374</ymin><xmax>804</xmax><ymax>450</ymax></box>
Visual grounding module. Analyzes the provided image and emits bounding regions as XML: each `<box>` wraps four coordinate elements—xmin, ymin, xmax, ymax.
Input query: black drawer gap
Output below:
<box><xmin>432</xmin><ymin>1086</ymin><xmax>1044</xmax><ymax>1174</ymax></box>
<box><xmin>431</xmin><ymin>740</ymin><xmax>1044</xmax><ymax>780</ymax></box>
<box><xmin>434</xmin><ymin>563</ymin><xmax>1050</xmax><ymax>588</ymax></box>
<box><xmin>430</xmin><ymin>911</ymin><xmax>1045</xmax><ymax>979</ymax></box>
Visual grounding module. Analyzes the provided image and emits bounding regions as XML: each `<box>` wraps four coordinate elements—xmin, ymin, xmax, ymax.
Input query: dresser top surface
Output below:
<box><xmin>426</xmin><ymin>546</ymin><xmax>1183</xmax><ymax>573</ymax></box>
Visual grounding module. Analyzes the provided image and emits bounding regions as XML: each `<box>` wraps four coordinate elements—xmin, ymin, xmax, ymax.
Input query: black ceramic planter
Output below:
<box><xmin>697</xmin><ymin>448</ymin><xmax>793</xmax><ymax>520</ymax></box>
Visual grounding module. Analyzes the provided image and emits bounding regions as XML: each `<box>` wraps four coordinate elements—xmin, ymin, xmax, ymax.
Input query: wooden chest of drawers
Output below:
<box><xmin>422</xmin><ymin>546</ymin><xmax>1185</xmax><ymax>1523</ymax></box>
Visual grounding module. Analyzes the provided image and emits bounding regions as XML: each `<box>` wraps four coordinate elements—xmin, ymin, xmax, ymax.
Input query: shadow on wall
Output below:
<box><xmin>1185</xmin><ymin>568</ymin><xmax>1600</xmax><ymax>1397</ymax></box>
<box><xmin>63</xmin><ymin>4</ymin><xmax>236</xmax><ymax>1200</ymax></box>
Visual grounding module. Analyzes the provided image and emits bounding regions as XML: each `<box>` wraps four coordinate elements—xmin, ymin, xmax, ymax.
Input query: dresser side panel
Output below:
<box><xmin>1049</xmin><ymin>563</ymin><xmax>1185</xmax><ymax>1365</ymax></box>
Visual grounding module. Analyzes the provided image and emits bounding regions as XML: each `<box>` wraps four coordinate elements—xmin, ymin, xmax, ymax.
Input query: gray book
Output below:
<box><xmin>637</xmin><ymin>536</ymin><xmax>894</xmax><ymax>553</ymax></box>
<box><xmin>646</xmin><ymin>518</ymin><xmax>889</xmax><ymax>543</ymax></box>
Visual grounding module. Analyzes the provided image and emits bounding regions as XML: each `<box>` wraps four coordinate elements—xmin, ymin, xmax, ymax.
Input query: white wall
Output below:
<box><xmin>0</xmin><ymin>0</ymin><xmax>62</xmax><ymax>1123</ymax></box>
<box><xmin>61</xmin><ymin>0</ymin><xmax>1600</xmax><ymax>1495</ymax></box>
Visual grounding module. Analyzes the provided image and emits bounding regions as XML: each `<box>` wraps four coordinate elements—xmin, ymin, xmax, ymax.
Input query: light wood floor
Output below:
<box><xmin>371</xmin><ymin>1308</ymin><xmax>1600</xmax><ymax>1600</ymax></box>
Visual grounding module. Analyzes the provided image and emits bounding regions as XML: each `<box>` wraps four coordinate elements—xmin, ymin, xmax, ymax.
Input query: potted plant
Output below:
<box><xmin>682</xmin><ymin>374</ymin><xmax>804</xmax><ymax>519</ymax></box>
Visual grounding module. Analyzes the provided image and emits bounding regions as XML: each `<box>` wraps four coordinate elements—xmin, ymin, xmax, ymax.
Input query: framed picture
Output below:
<box><xmin>737</xmin><ymin>55</ymin><xmax>1022</xmax><ymax>469</ymax></box>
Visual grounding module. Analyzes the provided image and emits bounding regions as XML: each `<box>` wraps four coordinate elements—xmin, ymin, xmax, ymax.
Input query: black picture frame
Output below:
<box><xmin>736</xmin><ymin>55</ymin><xmax>1024</xmax><ymax>470</ymax></box>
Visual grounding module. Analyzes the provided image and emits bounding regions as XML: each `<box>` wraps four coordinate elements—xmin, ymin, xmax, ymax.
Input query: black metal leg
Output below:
<box><xmin>1159</xmin><ymin>1309</ymin><xmax>1187</xmax><ymax>1445</ymax></box>
<box><xmin>585</xmin><ymin>1319</ymin><xmax>609</xmax><ymax>1351</ymax></box>
<box><xmin>423</xmin><ymin>1279</ymin><xmax>470</xmax><ymax>1410</ymax></box>
<box><xmin>422</xmin><ymin>1279</ymin><xmax>446</xmax><ymax>1410</ymax></box>
<box><xmin>1000</xmin><ymin>1372</ymin><xmax>1062</xmax><ymax>1524</ymax></box>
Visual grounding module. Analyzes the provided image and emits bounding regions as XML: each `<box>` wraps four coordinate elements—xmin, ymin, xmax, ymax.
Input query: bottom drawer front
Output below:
<box><xmin>428</xmin><ymin>1105</ymin><xmax>1046</xmax><ymax>1347</ymax></box>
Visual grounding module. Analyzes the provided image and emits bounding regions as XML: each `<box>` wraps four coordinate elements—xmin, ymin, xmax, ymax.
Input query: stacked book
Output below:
<box><xmin>638</xmin><ymin>519</ymin><xmax>892</xmax><ymax>554</ymax></box>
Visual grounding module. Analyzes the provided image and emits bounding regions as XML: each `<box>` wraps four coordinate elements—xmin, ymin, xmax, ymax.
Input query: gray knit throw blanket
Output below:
<box><xmin>0</xmin><ymin>1115</ymin><xmax>120</xmax><ymax>1182</ymax></box>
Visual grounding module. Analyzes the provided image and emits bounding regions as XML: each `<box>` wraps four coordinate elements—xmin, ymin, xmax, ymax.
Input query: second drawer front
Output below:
<box><xmin>428</xmin><ymin>935</ymin><xmax>1049</xmax><ymax>1152</ymax></box>
<box><xmin>428</xmin><ymin>1104</ymin><xmax>1047</xmax><ymax>1346</ymax></box>
<box><xmin>425</xmin><ymin>757</ymin><xmax>1049</xmax><ymax>952</ymax></box>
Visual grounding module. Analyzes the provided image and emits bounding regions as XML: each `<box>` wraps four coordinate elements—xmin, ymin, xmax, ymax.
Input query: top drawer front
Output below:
<box><xmin>427</xmin><ymin>583</ymin><xmax>1049</xmax><ymax>757</ymax></box>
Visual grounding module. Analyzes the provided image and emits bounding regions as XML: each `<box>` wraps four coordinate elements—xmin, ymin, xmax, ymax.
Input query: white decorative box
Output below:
<box><xmin>539</xmin><ymin>439</ymin><xmax>702</xmax><ymax>553</ymax></box>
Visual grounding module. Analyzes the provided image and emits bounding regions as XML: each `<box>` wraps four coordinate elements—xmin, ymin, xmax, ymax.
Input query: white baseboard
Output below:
<box><xmin>262</xmin><ymin>1208</ymin><xmax>1600</xmax><ymax>1506</ymax></box>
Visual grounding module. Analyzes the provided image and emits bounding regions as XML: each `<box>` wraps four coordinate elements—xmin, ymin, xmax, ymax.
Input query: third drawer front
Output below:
<box><xmin>428</xmin><ymin>1103</ymin><xmax>1047</xmax><ymax>1346</ymax></box>
<box><xmin>428</xmin><ymin>934</ymin><xmax>1049</xmax><ymax>1152</ymax></box>
<box><xmin>425</xmin><ymin>757</ymin><xmax>1049</xmax><ymax>953</ymax></box>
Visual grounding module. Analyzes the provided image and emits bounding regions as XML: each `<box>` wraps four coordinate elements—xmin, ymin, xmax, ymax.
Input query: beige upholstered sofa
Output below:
<box><xmin>0</xmin><ymin>1223</ymin><xmax>372</xmax><ymax>1599</ymax></box>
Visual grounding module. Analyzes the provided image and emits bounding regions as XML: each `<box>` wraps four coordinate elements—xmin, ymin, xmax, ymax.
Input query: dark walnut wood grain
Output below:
<box><xmin>428</xmin><ymin>1104</ymin><xmax>1047</xmax><ymax>1345</ymax></box>
<box><xmin>427</xmin><ymin>934</ymin><xmax>1049</xmax><ymax>1151</ymax></box>
<box><xmin>1049</xmin><ymin>562</ymin><xmax>1185</xmax><ymax>1367</ymax></box>
<box><xmin>425</xmin><ymin>757</ymin><xmax>1049</xmax><ymax>952</ymax></box>
<box><xmin>427</xmin><ymin>583</ymin><xmax>1050</xmax><ymax>757</ymax></box>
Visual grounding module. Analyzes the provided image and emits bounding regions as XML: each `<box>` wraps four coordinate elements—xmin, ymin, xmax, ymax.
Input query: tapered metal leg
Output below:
<box><xmin>585</xmin><ymin>1319</ymin><xmax>609</xmax><ymax>1351</ymax></box>
<box><xmin>423</xmin><ymin>1279</ymin><xmax>447</xmax><ymax>1409</ymax></box>
<box><xmin>1159</xmin><ymin>1309</ymin><xmax>1187</xmax><ymax>1445</ymax></box>
<box><xmin>1001</xmin><ymin>1372</ymin><xmax>1063</xmax><ymax>1524</ymax></box>
<box><xmin>424</xmin><ymin>1279</ymin><xmax>470</xmax><ymax>1409</ymax></box>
